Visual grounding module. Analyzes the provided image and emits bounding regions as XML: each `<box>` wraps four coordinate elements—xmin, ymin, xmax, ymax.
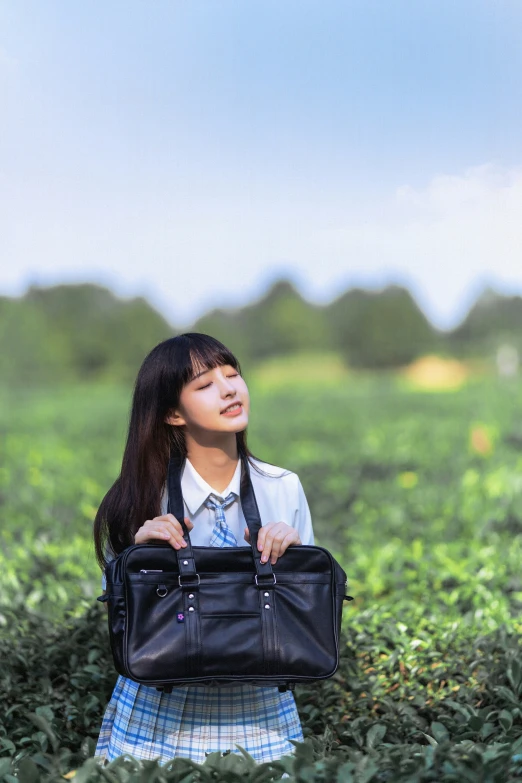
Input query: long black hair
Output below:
<box><xmin>93</xmin><ymin>333</ymin><xmax>260</xmax><ymax>571</ymax></box>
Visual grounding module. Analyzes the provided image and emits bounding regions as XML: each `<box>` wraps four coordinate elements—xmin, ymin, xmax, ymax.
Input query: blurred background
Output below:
<box><xmin>3</xmin><ymin>2</ymin><xmax>522</xmax><ymax>776</ymax></box>
<box><xmin>1</xmin><ymin>0</ymin><xmax>521</xmax><ymax>389</ymax></box>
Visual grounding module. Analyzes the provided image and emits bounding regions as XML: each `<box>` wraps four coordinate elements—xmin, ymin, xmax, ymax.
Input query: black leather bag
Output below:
<box><xmin>98</xmin><ymin>456</ymin><xmax>352</xmax><ymax>692</ymax></box>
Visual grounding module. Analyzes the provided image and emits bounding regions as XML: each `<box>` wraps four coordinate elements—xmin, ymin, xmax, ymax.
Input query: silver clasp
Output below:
<box><xmin>255</xmin><ymin>573</ymin><xmax>277</xmax><ymax>587</ymax></box>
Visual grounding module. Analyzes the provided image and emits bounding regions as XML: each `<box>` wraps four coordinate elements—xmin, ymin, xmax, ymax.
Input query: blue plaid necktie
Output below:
<box><xmin>205</xmin><ymin>492</ymin><xmax>238</xmax><ymax>547</ymax></box>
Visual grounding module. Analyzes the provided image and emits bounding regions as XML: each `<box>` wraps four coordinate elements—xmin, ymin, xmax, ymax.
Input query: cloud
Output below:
<box><xmin>396</xmin><ymin>163</ymin><xmax>518</xmax><ymax>213</ymax></box>
<box><xmin>298</xmin><ymin>163</ymin><xmax>522</xmax><ymax>328</ymax></box>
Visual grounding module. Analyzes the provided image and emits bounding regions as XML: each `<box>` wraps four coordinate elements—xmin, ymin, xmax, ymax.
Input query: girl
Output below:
<box><xmin>93</xmin><ymin>333</ymin><xmax>315</xmax><ymax>765</ymax></box>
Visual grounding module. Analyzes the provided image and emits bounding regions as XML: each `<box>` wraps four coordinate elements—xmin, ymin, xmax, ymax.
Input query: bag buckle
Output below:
<box><xmin>178</xmin><ymin>574</ymin><xmax>201</xmax><ymax>588</ymax></box>
<box><xmin>255</xmin><ymin>573</ymin><xmax>277</xmax><ymax>587</ymax></box>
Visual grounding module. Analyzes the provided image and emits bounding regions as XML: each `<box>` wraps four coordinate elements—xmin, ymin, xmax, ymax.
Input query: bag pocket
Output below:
<box><xmin>200</xmin><ymin>613</ymin><xmax>263</xmax><ymax>676</ymax></box>
<box><xmin>125</xmin><ymin>579</ymin><xmax>187</xmax><ymax>681</ymax></box>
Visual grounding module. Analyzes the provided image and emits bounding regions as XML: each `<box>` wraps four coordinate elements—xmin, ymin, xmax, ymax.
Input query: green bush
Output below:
<box><xmin>2</xmin><ymin>375</ymin><xmax>522</xmax><ymax>781</ymax></box>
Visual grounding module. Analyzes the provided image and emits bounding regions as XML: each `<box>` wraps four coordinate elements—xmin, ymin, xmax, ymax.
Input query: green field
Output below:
<box><xmin>2</xmin><ymin>375</ymin><xmax>522</xmax><ymax>782</ymax></box>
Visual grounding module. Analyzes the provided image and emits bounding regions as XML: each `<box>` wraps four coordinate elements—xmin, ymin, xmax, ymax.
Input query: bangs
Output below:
<box><xmin>179</xmin><ymin>333</ymin><xmax>241</xmax><ymax>386</ymax></box>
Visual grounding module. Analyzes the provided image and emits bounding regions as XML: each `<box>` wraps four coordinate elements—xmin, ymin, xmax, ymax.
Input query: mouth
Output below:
<box><xmin>221</xmin><ymin>402</ymin><xmax>243</xmax><ymax>415</ymax></box>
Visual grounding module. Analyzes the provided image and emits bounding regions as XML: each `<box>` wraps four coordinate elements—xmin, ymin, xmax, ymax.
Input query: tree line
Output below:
<box><xmin>1</xmin><ymin>280</ymin><xmax>521</xmax><ymax>385</ymax></box>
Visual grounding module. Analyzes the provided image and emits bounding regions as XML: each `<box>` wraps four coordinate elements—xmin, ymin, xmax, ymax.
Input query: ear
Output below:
<box><xmin>165</xmin><ymin>410</ymin><xmax>186</xmax><ymax>427</ymax></box>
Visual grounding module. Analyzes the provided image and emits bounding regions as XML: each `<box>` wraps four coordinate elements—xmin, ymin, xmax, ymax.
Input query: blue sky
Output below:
<box><xmin>1</xmin><ymin>0</ymin><xmax>521</xmax><ymax>328</ymax></box>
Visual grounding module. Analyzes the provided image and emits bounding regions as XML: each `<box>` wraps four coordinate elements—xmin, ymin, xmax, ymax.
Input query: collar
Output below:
<box><xmin>180</xmin><ymin>457</ymin><xmax>241</xmax><ymax>515</ymax></box>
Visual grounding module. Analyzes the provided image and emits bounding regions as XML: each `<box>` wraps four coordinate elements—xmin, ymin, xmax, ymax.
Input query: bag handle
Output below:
<box><xmin>166</xmin><ymin>454</ymin><xmax>275</xmax><ymax>587</ymax></box>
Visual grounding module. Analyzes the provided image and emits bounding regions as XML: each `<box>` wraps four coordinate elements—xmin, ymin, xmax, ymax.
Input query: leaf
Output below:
<box><xmin>468</xmin><ymin>716</ymin><xmax>484</xmax><ymax>731</ymax></box>
<box><xmin>234</xmin><ymin>745</ymin><xmax>258</xmax><ymax>768</ymax></box>
<box><xmin>480</xmin><ymin>722</ymin><xmax>496</xmax><ymax>740</ymax></box>
<box><xmin>250</xmin><ymin>760</ymin><xmax>287</xmax><ymax>783</ymax></box>
<box><xmin>355</xmin><ymin>756</ymin><xmax>380</xmax><ymax>783</ymax></box>
<box><xmin>422</xmin><ymin>732</ymin><xmax>439</xmax><ymax>748</ymax></box>
<box><xmin>220</xmin><ymin>752</ymin><xmax>249</xmax><ymax>774</ymax></box>
<box><xmin>499</xmin><ymin>709</ymin><xmax>513</xmax><ymax>732</ymax></box>
<box><xmin>508</xmin><ymin>658</ymin><xmax>522</xmax><ymax>693</ymax></box>
<box><xmin>293</xmin><ymin>740</ymin><xmax>315</xmax><ymax>765</ymax></box>
<box><xmin>74</xmin><ymin>758</ymin><xmax>116</xmax><ymax>783</ymax></box>
<box><xmin>0</xmin><ymin>739</ymin><xmax>16</xmax><ymax>755</ymax></box>
<box><xmin>444</xmin><ymin>700</ymin><xmax>476</xmax><ymax>720</ymax></box>
<box><xmin>430</xmin><ymin>721</ymin><xmax>450</xmax><ymax>744</ymax></box>
<box><xmin>32</xmin><ymin>731</ymin><xmax>48</xmax><ymax>752</ymax></box>
<box><xmin>29</xmin><ymin>754</ymin><xmax>54</xmax><ymax>773</ymax></box>
<box><xmin>366</xmin><ymin>723</ymin><xmax>387</xmax><ymax>750</ymax></box>
<box><xmin>26</xmin><ymin>713</ymin><xmax>59</xmax><ymax>754</ymax></box>
<box><xmin>16</xmin><ymin>758</ymin><xmax>40</xmax><ymax>783</ymax></box>
<box><xmin>336</xmin><ymin>761</ymin><xmax>356</xmax><ymax>782</ymax></box>
<box><xmin>80</xmin><ymin>737</ymin><xmax>97</xmax><ymax>761</ymax></box>
<box><xmin>34</xmin><ymin>706</ymin><xmax>54</xmax><ymax>723</ymax></box>
<box><xmin>201</xmin><ymin>751</ymin><xmax>225</xmax><ymax>771</ymax></box>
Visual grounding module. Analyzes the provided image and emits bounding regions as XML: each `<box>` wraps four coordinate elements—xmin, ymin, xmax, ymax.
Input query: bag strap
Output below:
<box><xmin>166</xmin><ymin>454</ymin><xmax>275</xmax><ymax>587</ymax></box>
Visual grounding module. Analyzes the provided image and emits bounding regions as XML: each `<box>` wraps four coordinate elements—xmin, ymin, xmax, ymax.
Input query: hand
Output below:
<box><xmin>244</xmin><ymin>522</ymin><xmax>301</xmax><ymax>565</ymax></box>
<box><xmin>134</xmin><ymin>514</ymin><xmax>194</xmax><ymax>550</ymax></box>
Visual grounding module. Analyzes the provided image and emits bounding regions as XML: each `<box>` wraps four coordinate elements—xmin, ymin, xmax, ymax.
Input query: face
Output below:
<box><xmin>166</xmin><ymin>364</ymin><xmax>249</xmax><ymax>436</ymax></box>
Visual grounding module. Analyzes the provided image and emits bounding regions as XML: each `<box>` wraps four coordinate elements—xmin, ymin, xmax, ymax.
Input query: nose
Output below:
<box><xmin>219</xmin><ymin>374</ymin><xmax>237</xmax><ymax>397</ymax></box>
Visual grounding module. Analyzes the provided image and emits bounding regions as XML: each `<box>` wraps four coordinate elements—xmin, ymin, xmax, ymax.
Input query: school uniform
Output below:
<box><xmin>95</xmin><ymin>457</ymin><xmax>315</xmax><ymax>765</ymax></box>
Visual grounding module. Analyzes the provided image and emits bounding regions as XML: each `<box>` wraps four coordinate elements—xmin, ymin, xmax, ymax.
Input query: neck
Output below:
<box><xmin>185</xmin><ymin>432</ymin><xmax>240</xmax><ymax>494</ymax></box>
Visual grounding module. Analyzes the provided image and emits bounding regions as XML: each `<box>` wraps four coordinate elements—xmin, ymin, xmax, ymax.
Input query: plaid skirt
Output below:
<box><xmin>94</xmin><ymin>675</ymin><xmax>303</xmax><ymax>765</ymax></box>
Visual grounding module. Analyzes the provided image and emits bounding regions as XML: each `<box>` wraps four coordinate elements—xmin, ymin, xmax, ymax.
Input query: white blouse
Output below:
<box><xmin>101</xmin><ymin>457</ymin><xmax>314</xmax><ymax>589</ymax></box>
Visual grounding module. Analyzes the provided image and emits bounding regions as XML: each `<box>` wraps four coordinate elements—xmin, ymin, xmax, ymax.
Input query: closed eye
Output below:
<box><xmin>196</xmin><ymin>372</ymin><xmax>239</xmax><ymax>390</ymax></box>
